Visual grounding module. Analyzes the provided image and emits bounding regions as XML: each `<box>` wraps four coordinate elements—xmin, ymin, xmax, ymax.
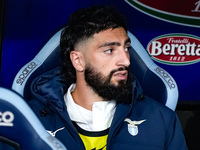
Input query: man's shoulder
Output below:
<box><xmin>28</xmin><ymin>98</ymin><xmax>67</xmax><ymax>131</ymax></box>
<box><xmin>132</xmin><ymin>96</ymin><xmax>177</xmax><ymax>123</ymax></box>
<box><xmin>113</xmin><ymin>96</ymin><xmax>187</xmax><ymax>150</ymax></box>
<box><xmin>136</xmin><ymin>95</ymin><xmax>174</xmax><ymax>112</ymax></box>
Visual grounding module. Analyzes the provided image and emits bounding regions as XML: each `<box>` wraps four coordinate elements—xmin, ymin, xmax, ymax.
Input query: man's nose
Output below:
<box><xmin>117</xmin><ymin>49</ymin><xmax>130</xmax><ymax>67</ymax></box>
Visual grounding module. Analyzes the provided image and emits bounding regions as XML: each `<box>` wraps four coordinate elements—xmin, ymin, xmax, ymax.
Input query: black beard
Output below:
<box><xmin>84</xmin><ymin>64</ymin><xmax>133</xmax><ymax>104</ymax></box>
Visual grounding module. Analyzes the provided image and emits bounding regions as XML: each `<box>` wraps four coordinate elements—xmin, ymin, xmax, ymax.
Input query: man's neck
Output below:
<box><xmin>71</xmin><ymin>81</ymin><xmax>104</xmax><ymax>111</ymax></box>
<box><xmin>64</xmin><ymin>84</ymin><xmax>116</xmax><ymax>131</ymax></box>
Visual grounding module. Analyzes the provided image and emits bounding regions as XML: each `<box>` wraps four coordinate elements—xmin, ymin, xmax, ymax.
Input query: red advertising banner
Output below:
<box><xmin>126</xmin><ymin>0</ymin><xmax>200</xmax><ymax>27</ymax></box>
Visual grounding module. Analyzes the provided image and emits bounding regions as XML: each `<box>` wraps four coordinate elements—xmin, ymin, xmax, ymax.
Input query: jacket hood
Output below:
<box><xmin>31</xmin><ymin>67</ymin><xmax>69</xmax><ymax>112</ymax></box>
<box><xmin>31</xmin><ymin>67</ymin><xmax>144</xmax><ymax>112</ymax></box>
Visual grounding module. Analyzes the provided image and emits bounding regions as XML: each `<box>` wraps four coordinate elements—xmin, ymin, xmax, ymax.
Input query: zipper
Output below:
<box><xmin>106</xmin><ymin>103</ymin><xmax>132</xmax><ymax>150</ymax></box>
<box><xmin>107</xmin><ymin>81</ymin><xmax>139</xmax><ymax>149</ymax></box>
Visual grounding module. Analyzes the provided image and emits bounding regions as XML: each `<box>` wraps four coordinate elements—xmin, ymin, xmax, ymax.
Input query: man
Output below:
<box><xmin>29</xmin><ymin>6</ymin><xmax>188</xmax><ymax>150</ymax></box>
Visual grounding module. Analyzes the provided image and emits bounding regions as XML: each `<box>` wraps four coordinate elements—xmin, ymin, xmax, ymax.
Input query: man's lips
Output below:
<box><xmin>113</xmin><ymin>70</ymin><xmax>128</xmax><ymax>80</ymax></box>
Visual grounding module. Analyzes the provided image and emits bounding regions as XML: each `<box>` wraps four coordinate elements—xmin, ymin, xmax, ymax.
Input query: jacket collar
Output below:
<box><xmin>31</xmin><ymin>67</ymin><xmax>69</xmax><ymax>112</ymax></box>
<box><xmin>31</xmin><ymin>67</ymin><xmax>143</xmax><ymax>114</ymax></box>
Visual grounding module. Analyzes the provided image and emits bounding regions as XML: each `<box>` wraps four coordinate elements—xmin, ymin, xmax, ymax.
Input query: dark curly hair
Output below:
<box><xmin>60</xmin><ymin>6</ymin><xmax>127</xmax><ymax>84</ymax></box>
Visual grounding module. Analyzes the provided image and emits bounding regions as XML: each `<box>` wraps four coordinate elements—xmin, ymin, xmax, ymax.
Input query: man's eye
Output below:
<box><xmin>104</xmin><ymin>49</ymin><xmax>113</xmax><ymax>54</ymax></box>
<box><xmin>125</xmin><ymin>46</ymin><xmax>131</xmax><ymax>52</ymax></box>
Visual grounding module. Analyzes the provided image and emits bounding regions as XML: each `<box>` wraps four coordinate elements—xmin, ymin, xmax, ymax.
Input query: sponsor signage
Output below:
<box><xmin>154</xmin><ymin>67</ymin><xmax>176</xmax><ymax>89</ymax></box>
<box><xmin>16</xmin><ymin>62</ymin><xmax>37</xmax><ymax>85</ymax></box>
<box><xmin>125</xmin><ymin>0</ymin><xmax>200</xmax><ymax>27</ymax></box>
<box><xmin>0</xmin><ymin>111</ymin><xmax>14</xmax><ymax>127</ymax></box>
<box><xmin>147</xmin><ymin>34</ymin><xmax>200</xmax><ymax>65</ymax></box>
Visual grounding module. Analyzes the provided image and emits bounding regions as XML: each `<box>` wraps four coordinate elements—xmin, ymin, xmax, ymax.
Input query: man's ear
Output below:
<box><xmin>70</xmin><ymin>51</ymin><xmax>85</xmax><ymax>72</ymax></box>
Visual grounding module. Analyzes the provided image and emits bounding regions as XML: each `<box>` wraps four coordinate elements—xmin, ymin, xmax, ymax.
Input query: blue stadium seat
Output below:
<box><xmin>0</xmin><ymin>87</ymin><xmax>67</xmax><ymax>150</ymax></box>
<box><xmin>12</xmin><ymin>29</ymin><xmax>178</xmax><ymax>111</ymax></box>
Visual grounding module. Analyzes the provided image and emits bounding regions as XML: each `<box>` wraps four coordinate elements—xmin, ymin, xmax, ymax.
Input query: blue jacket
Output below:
<box><xmin>29</xmin><ymin>68</ymin><xmax>188</xmax><ymax>150</ymax></box>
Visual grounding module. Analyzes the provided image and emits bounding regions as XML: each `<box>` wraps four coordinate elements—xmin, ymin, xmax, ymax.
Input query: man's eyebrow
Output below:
<box><xmin>99</xmin><ymin>42</ymin><xmax>121</xmax><ymax>48</ymax></box>
<box><xmin>125</xmin><ymin>38</ymin><xmax>131</xmax><ymax>45</ymax></box>
<box><xmin>99</xmin><ymin>37</ymin><xmax>131</xmax><ymax>48</ymax></box>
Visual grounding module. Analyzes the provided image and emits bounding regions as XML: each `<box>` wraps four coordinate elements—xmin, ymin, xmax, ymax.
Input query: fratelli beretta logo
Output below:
<box><xmin>147</xmin><ymin>34</ymin><xmax>200</xmax><ymax>65</ymax></box>
<box><xmin>125</xmin><ymin>0</ymin><xmax>200</xmax><ymax>27</ymax></box>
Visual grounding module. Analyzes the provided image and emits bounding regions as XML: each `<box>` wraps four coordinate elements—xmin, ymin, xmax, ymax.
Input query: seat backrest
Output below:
<box><xmin>0</xmin><ymin>87</ymin><xmax>67</xmax><ymax>150</ymax></box>
<box><xmin>128</xmin><ymin>32</ymin><xmax>178</xmax><ymax>110</ymax></box>
<box><xmin>12</xmin><ymin>29</ymin><xmax>178</xmax><ymax>111</ymax></box>
<box><xmin>12</xmin><ymin>29</ymin><xmax>62</xmax><ymax>101</ymax></box>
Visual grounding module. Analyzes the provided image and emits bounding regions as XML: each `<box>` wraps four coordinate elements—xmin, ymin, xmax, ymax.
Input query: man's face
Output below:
<box><xmin>76</xmin><ymin>27</ymin><xmax>133</xmax><ymax>102</ymax></box>
<box><xmin>85</xmin><ymin>62</ymin><xmax>133</xmax><ymax>102</ymax></box>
